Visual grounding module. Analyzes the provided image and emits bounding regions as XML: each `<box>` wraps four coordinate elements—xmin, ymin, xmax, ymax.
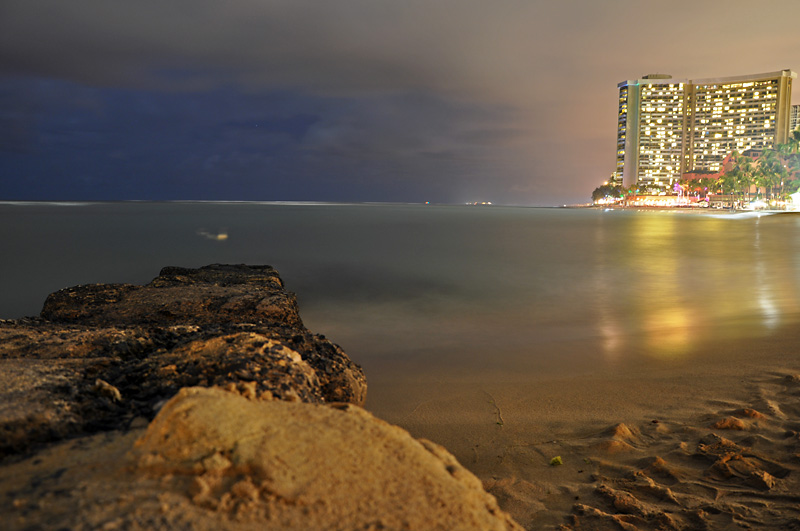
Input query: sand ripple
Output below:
<box><xmin>485</xmin><ymin>371</ymin><xmax>800</xmax><ymax>529</ymax></box>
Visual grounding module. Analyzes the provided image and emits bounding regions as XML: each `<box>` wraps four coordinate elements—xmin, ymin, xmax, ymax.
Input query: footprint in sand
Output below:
<box><xmin>556</xmin><ymin>372</ymin><xmax>800</xmax><ymax>530</ymax></box>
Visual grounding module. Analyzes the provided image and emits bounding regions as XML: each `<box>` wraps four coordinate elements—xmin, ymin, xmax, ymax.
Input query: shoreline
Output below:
<box><xmin>363</xmin><ymin>322</ymin><xmax>800</xmax><ymax>528</ymax></box>
<box><xmin>587</xmin><ymin>203</ymin><xmax>800</xmax><ymax>214</ymax></box>
<box><xmin>3</xmin><ymin>265</ymin><xmax>800</xmax><ymax>529</ymax></box>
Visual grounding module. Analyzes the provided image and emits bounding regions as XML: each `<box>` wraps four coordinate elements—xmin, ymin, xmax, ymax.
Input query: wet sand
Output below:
<box><xmin>2</xmin><ymin>326</ymin><xmax>799</xmax><ymax>529</ymax></box>
<box><xmin>363</xmin><ymin>328</ymin><xmax>800</xmax><ymax>529</ymax></box>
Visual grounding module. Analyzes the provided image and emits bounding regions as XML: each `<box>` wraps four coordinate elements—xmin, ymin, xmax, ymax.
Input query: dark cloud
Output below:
<box><xmin>0</xmin><ymin>78</ymin><xmax>527</xmax><ymax>202</ymax></box>
<box><xmin>1</xmin><ymin>0</ymin><xmax>798</xmax><ymax>204</ymax></box>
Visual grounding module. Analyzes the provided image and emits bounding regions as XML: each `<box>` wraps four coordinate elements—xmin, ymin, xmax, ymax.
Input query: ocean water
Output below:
<box><xmin>3</xmin><ymin>202</ymin><xmax>800</xmax><ymax>382</ymax></box>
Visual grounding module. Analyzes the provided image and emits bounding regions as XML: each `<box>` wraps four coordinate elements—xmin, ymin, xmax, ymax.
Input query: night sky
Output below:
<box><xmin>2</xmin><ymin>1</ymin><xmax>799</xmax><ymax>206</ymax></box>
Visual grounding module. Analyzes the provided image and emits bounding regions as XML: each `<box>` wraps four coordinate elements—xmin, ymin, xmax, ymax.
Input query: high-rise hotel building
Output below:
<box><xmin>613</xmin><ymin>70</ymin><xmax>796</xmax><ymax>190</ymax></box>
<box><xmin>791</xmin><ymin>104</ymin><xmax>800</xmax><ymax>133</ymax></box>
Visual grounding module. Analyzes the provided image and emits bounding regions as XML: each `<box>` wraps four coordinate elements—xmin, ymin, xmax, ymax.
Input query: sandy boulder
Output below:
<box><xmin>130</xmin><ymin>386</ymin><xmax>523</xmax><ymax>530</ymax></box>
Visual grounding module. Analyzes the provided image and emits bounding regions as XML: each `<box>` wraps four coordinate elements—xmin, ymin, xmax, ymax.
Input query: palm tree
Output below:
<box><xmin>756</xmin><ymin>148</ymin><xmax>784</xmax><ymax>201</ymax></box>
<box><xmin>678</xmin><ymin>177</ymin><xmax>697</xmax><ymax>198</ymax></box>
<box><xmin>681</xmin><ymin>176</ymin><xmax>718</xmax><ymax>200</ymax></box>
<box><xmin>717</xmin><ymin>171</ymin><xmax>740</xmax><ymax>209</ymax></box>
<box><xmin>761</xmin><ymin>130</ymin><xmax>800</xmax><ymax>201</ymax></box>
<box><xmin>789</xmin><ymin>128</ymin><xmax>800</xmax><ymax>152</ymax></box>
<box><xmin>785</xmin><ymin>129</ymin><xmax>800</xmax><ymax>182</ymax></box>
<box><xmin>725</xmin><ymin>151</ymin><xmax>756</xmax><ymax>207</ymax></box>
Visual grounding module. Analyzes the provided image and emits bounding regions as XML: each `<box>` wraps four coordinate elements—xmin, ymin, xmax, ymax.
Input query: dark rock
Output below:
<box><xmin>41</xmin><ymin>264</ymin><xmax>303</xmax><ymax>328</ymax></box>
<box><xmin>0</xmin><ymin>265</ymin><xmax>366</xmax><ymax>460</ymax></box>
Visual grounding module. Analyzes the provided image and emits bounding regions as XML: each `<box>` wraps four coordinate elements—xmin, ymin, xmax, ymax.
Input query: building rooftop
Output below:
<box><xmin>617</xmin><ymin>69</ymin><xmax>796</xmax><ymax>89</ymax></box>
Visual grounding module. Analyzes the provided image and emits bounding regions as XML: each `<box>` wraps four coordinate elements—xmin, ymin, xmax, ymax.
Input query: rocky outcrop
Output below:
<box><xmin>40</xmin><ymin>264</ymin><xmax>303</xmax><ymax>329</ymax></box>
<box><xmin>0</xmin><ymin>264</ymin><xmax>366</xmax><ymax>458</ymax></box>
<box><xmin>0</xmin><ymin>264</ymin><xmax>523</xmax><ymax>530</ymax></box>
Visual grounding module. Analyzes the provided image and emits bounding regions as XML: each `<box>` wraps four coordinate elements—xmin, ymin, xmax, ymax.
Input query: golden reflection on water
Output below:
<box><xmin>752</xmin><ymin>220</ymin><xmax>781</xmax><ymax>330</ymax></box>
<box><xmin>629</xmin><ymin>214</ymin><xmax>692</xmax><ymax>358</ymax></box>
<box><xmin>594</xmin><ymin>212</ymin><xmax>800</xmax><ymax>361</ymax></box>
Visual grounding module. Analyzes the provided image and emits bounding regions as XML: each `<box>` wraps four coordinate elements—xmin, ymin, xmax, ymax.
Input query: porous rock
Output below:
<box><xmin>41</xmin><ymin>264</ymin><xmax>301</xmax><ymax>328</ymax></box>
<box><xmin>0</xmin><ymin>264</ymin><xmax>366</xmax><ymax>458</ymax></box>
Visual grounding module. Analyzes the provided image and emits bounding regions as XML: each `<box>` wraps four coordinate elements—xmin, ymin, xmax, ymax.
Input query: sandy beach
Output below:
<box><xmin>364</xmin><ymin>326</ymin><xmax>800</xmax><ymax>528</ymax></box>
<box><xmin>6</xmin><ymin>318</ymin><xmax>798</xmax><ymax>529</ymax></box>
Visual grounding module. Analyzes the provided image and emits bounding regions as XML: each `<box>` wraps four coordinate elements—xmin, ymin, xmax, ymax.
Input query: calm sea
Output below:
<box><xmin>3</xmin><ymin>202</ymin><xmax>800</xmax><ymax>381</ymax></box>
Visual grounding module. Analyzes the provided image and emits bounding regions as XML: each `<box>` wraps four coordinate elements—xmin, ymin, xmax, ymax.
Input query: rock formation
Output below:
<box><xmin>0</xmin><ymin>264</ymin><xmax>366</xmax><ymax>458</ymax></box>
<box><xmin>0</xmin><ymin>264</ymin><xmax>522</xmax><ymax>530</ymax></box>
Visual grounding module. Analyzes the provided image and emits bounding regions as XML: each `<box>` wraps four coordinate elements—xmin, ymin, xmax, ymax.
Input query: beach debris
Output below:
<box><xmin>550</xmin><ymin>456</ymin><xmax>563</xmax><ymax>466</ymax></box>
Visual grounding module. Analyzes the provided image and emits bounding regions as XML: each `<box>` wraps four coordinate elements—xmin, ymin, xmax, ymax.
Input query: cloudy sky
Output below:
<box><xmin>1</xmin><ymin>0</ymin><xmax>799</xmax><ymax>205</ymax></box>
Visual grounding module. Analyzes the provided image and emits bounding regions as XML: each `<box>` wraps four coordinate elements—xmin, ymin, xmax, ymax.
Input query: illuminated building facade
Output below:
<box><xmin>614</xmin><ymin>70</ymin><xmax>796</xmax><ymax>191</ymax></box>
<box><xmin>791</xmin><ymin>104</ymin><xmax>800</xmax><ymax>133</ymax></box>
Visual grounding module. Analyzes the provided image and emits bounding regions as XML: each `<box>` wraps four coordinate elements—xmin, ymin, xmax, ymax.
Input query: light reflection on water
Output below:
<box><xmin>589</xmin><ymin>210</ymin><xmax>800</xmax><ymax>363</ymax></box>
<box><xmin>1</xmin><ymin>203</ymin><xmax>799</xmax><ymax>375</ymax></box>
<box><xmin>630</xmin><ymin>213</ymin><xmax>691</xmax><ymax>357</ymax></box>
